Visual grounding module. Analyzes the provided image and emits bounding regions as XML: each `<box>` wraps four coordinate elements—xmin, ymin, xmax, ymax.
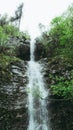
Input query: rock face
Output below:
<box><xmin>0</xmin><ymin>60</ymin><xmax>28</xmax><ymax>130</ymax></box>
<box><xmin>49</xmin><ymin>100</ymin><xmax>73</xmax><ymax>130</ymax></box>
<box><xmin>34</xmin><ymin>42</ymin><xmax>46</xmax><ymax>61</ymax></box>
<box><xmin>15</xmin><ymin>44</ymin><xmax>30</xmax><ymax>61</ymax></box>
<box><xmin>1</xmin><ymin>36</ymin><xmax>73</xmax><ymax>130</ymax></box>
<box><xmin>7</xmin><ymin>36</ymin><xmax>28</xmax><ymax>46</ymax></box>
<box><xmin>0</xmin><ymin>36</ymin><xmax>30</xmax><ymax>130</ymax></box>
<box><xmin>0</xmin><ymin>36</ymin><xmax>30</xmax><ymax>61</ymax></box>
<box><xmin>40</xmin><ymin>57</ymin><xmax>73</xmax><ymax>130</ymax></box>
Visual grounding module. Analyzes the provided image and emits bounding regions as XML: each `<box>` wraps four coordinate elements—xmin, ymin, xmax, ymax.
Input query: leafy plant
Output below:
<box><xmin>0</xmin><ymin>26</ymin><xmax>8</xmax><ymax>45</ymax></box>
<box><xmin>36</xmin><ymin>4</ymin><xmax>73</xmax><ymax>60</ymax></box>
<box><xmin>4</xmin><ymin>25</ymin><xmax>19</xmax><ymax>36</ymax></box>
<box><xmin>0</xmin><ymin>54</ymin><xmax>20</xmax><ymax>69</ymax></box>
<box><xmin>51</xmin><ymin>79</ymin><xmax>73</xmax><ymax>99</ymax></box>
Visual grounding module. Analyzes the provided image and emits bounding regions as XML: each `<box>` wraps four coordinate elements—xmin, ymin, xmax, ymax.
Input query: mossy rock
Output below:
<box><xmin>0</xmin><ymin>54</ymin><xmax>21</xmax><ymax>84</ymax></box>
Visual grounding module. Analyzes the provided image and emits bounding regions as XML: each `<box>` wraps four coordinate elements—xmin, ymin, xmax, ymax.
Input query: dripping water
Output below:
<box><xmin>27</xmin><ymin>40</ymin><xmax>50</xmax><ymax>130</ymax></box>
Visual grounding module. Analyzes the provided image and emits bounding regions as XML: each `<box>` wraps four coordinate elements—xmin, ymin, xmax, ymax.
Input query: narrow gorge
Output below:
<box><xmin>0</xmin><ymin>37</ymin><xmax>73</xmax><ymax>130</ymax></box>
<box><xmin>0</xmin><ymin>4</ymin><xmax>73</xmax><ymax>128</ymax></box>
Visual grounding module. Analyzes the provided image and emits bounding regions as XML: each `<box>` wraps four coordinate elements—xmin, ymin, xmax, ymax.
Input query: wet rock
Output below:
<box><xmin>6</xmin><ymin>36</ymin><xmax>28</xmax><ymax>46</ymax></box>
<box><xmin>0</xmin><ymin>36</ymin><xmax>30</xmax><ymax>61</ymax></box>
<box><xmin>49</xmin><ymin>100</ymin><xmax>73</xmax><ymax>130</ymax></box>
<box><xmin>24</xmin><ymin>40</ymin><xmax>30</xmax><ymax>44</ymax></box>
<box><xmin>15</xmin><ymin>44</ymin><xmax>30</xmax><ymax>61</ymax></box>
<box><xmin>34</xmin><ymin>42</ymin><xmax>46</xmax><ymax>61</ymax></box>
<box><xmin>39</xmin><ymin>57</ymin><xmax>73</xmax><ymax>129</ymax></box>
<box><xmin>0</xmin><ymin>59</ymin><xmax>28</xmax><ymax>130</ymax></box>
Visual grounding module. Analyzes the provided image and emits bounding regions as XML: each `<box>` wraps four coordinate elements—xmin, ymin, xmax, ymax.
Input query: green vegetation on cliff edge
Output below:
<box><xmin>36</xmin><ymin>4</ymin><xmax>73</xmax><ymax>99</ymax></box>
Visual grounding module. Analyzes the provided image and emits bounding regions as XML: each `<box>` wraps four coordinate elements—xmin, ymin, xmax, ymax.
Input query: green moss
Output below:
<box><xmin>0</xmin><ymin>54</ymin><xmax>21</xmax><ymax>68</ymax></box>
<box><xmin>0</xmin><ymin>54</ymin><xmax>21</xmax><ymax>84</ymax></box>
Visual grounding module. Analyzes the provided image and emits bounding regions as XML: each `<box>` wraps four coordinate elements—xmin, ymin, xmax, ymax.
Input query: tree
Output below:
<box><xmin>0</xmin><ymin>14</ymin><xmax>9</xmax><ymax>27</ymax></box>
<box><xmin>36</xmin><ymin>4</ymin><xmax>73</xmax><ymax>59</ymax></box>
<box><xmin>10</xmin><ymin>3</ymin><xmax>24</xmax><ymax>30</ymax></box>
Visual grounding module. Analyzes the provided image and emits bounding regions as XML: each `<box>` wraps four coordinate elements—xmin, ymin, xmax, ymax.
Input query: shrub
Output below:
<box><xmin>51</xmin><ymin>79</ymin><xmax>73</xmax><ymax>99</ymax></box>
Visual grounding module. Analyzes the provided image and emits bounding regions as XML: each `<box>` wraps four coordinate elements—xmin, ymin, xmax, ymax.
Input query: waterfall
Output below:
<box><xmin>27</xmin><ymin>41</ymin><xmax>49</xmax><ymax>130</ymax></box>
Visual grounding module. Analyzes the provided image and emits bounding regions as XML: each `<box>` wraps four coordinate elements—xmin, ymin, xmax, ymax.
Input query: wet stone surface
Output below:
<box><xmin>0</xmin><ymin>61</ymin><xmax>28</xmax><ymax>130</ymax></box>
<box><xmin>48</xmin><ymin>99</ymin><xmax>73</xmax><ymax>130</ymax></box>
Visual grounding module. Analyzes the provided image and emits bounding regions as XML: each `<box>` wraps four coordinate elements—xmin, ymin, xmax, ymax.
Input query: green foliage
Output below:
<box><xmin>4</xmin><ymin>25</ymin><xmax>19</xmax><ymax>36</ymax></box>
<box><xmin>0</xmin><ymin>54</ymin><xmax>21</xmax><ymax>83</ymax></box>
<box><xmin>49</xmin><ymin>5</ymin><xmax>73</xmax><ymax>58</ymax></box>
<box><xmin>0</xmin><ymin>24</ymin><xmax>30</xmax><ymax>46</ymax></box>
<box><xmin>0</xmin><ymin>12</ymin><xmax>30</xmax><ymax>46</ymax></box>
<box><xmin>22</xmin><ymin>31</ymin><xmax>30</xmax><ymax>40</ymax></box>
<box><xmin>51</xmin><ymin>79</ymin><xmax>73</xmax><ymax>98</ymax></box>
<box><xmin>0</xmin><ymin>26</ymin><xmax>8</xmax><ymax>45</ymax></box>
<box><xmin>0</xmin><ymin>54</ymin><xmax>20</xmax><ymax>69</ymax></box>
<box><xmin>0</xmin><ymin>25</ymin><xmax>19</xmax><ymax>46</ymax></box>
<box><xmin>36</xmin><ymin>4</ymin><xmax>73</xmax><ymax>99</ymax></box>
<box><xmin>0</xmin><ymin>14</ymin><xmax>19</xmax><ymax>46</ymax></box>
<box><xmin>36</xmin><ymin>4</ymin><xmax>73</xmax><ymax>59</ymax></box>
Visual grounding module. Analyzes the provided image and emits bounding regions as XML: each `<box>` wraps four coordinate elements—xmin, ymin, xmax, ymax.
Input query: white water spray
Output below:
<box><xmin>27</xmin><ymin>40</ymin><xmax>49</xmax><ymax>130</ymax></box>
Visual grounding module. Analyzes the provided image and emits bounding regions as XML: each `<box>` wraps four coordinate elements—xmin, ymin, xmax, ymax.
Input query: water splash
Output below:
<box><xmin>27</xmin><ymin>40</ymin><xmax>49</xmax><ymax>130</ymax></box>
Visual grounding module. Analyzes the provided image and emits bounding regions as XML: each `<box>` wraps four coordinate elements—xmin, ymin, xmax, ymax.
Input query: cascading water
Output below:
<box><xmin>27</xmin><ymin>41</ymin><xmax>49</xmax><ymax>130</ymax></box>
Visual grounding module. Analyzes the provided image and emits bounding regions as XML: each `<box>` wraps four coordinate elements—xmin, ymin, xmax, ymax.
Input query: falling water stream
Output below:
<box><xmin>27</xmin><ymin>41</ymin><xmax>49</xmax><ymax>130</ymax></box>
